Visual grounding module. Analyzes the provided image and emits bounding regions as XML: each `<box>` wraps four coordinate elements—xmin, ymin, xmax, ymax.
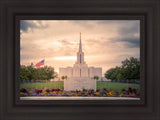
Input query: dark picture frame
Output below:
<box><xmin>0</xmin><ymin>0</ymin><xmax>160</xmax><ymax>120</ymax></box>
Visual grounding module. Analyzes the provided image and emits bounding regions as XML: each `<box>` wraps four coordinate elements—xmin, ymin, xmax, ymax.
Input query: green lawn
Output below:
<box><xmin>20</xmin><ymin>81</ymin><xmax>64</xmax><ymax>90</ymax></box>
<box><xmin>96</xmin><ymin>81</ymin><xmax>140</xmax><ymax>90</ymax></box>
<box><xmin>20</xmin><ymin>81</ymin><xmax>140</xmax><ymax>90</ymax></box>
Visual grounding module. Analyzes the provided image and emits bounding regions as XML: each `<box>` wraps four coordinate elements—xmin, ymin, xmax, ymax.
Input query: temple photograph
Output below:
<box><xmin>19</xmin><ymin>20</ymin><xmax>140</xmax><ymax>100</ymax></box>
<box><xmin>60</xmin><ymin>33</ymin><xmax>102</xmax><ymax>91</ymax></box>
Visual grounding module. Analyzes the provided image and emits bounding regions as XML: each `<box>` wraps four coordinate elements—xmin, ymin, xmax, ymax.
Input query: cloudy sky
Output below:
<box><xmin>20</xmin><ymin>20</ymin><xmax>140</xmax><ymax>76</ymax></box>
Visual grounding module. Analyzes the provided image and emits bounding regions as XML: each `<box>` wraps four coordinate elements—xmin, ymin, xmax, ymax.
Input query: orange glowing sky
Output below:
<box><xmin>20</xmin><ymin>20</ymin><xmax>140</xmax><ymax>76</ymax></box>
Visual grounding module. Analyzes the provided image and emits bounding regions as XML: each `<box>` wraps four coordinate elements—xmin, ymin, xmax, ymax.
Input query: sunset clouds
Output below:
<box><xmin>20</xmin><ymin>20</ymin><xmax>140</xmax><ymax>75</ymax></box>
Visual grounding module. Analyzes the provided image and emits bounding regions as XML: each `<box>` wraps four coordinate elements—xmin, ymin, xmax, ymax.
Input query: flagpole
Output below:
<box><xmin>43</xmin><ymin>56</ymin><xmax>45</xmax><ymax>66</ymax></box>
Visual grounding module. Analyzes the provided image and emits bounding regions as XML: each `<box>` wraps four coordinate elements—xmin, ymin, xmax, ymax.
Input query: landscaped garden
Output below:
<box><xmin>19</xmin><ymin>57</ymin><xmax>140</xmax><ymax>98</ymax></box>
<box><xmin>20</xmin><ymin>81</ymin><xmax>140</xmax><ymax>90</ymax></box>
<box><xmin>20</xmin><ymin>81</ymin><xmax>140</xmax><ymax>98</ymax></box>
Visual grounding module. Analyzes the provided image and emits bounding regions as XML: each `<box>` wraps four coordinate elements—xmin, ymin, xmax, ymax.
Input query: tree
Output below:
<box><xmin>110</xmin><ymin>67</ymin><xmax>121</xmax><ymax>80</ymax></box>
<box><xmin>20</xmin><ymin>64</ymin><xmax>57</xmax><ymax>81</ymax></box>
<box><xmin>61</xmin><ymin>76</ymin><xmax>65</xmax><ymax>80</ymax></box>
<box><xmin>104</xmin><ymin>57</ymin><xmax>140</xmax><ymax>81</ymax></box>
<box><xmin>116</xmin><ymin>73</ymin><xmax>123</xmax><ymax>80</ymax></box>
<box><xmin>105</xmin><ymin>68</ymin><xmax>115</xmax><ymax>80</ymax></box>
<box><xmin>20</xmin><ymin>65</ymin><xmax>30</xmax><ymax>80</ymax></box>
<box><xmin>32</xmin><ymin>68</ymin><xmax>40</xmax><ymax>80</ymax></box>
<box><xmin>26</xmin><ymin>63</ymin><xmax>34</xmax><ymax>81</ymax></box>
<box><xmin>121</xmin><ymin>57</ymin><xmax>140</xmax><ymax>80</ymax></box>
<box><xmin>93</xmin><ymin>76</ymin><xmax>99</xmax><ymax>81</ymax></box>
<box><xmin>61</xmin><ymin>76</ymin><xmax>67</xmax><ymax>80</ymax></box>
<box><xmin>105</xmin><ymin>67</ymin><xmax>122</xmax><ymax>80</ymax></box>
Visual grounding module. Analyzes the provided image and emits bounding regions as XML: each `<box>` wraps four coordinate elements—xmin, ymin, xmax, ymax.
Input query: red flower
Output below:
<box><xmin>35</xmin><ymin>89</ymin><xmax>42</xmax><ymax>94</ymax></box>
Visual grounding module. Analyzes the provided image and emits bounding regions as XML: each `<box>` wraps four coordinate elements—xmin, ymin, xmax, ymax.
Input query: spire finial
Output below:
<box><xmin>79</xmin><ymin>32</ymin><xmax>82</xmax><ymax>52</ymax></box>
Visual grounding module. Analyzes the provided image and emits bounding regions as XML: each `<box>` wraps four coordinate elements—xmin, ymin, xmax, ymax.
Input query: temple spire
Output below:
<box><xmin>76</xmin><ymin>32</ymin><xmax>85</xmax><ymax>64</ymax></box>
<box><xmin>79</xmin><ymin>32</ymin><xmax>82</xmax><ymax>52</ymax></box>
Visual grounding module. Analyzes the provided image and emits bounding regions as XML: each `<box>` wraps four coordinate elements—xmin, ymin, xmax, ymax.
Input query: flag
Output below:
<box><xmin>36</xmin><ymin>59</ymin><xmax>45</xmax><ymax>68</ymax></box>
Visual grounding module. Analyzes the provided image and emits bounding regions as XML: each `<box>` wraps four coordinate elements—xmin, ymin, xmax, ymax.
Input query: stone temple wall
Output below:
<box><xmin>88</xmin><ymin>67</ymin><xmax>102</xmax><ymax>80</ymax></box>
<box><xmin>59</xmin><ymin>66</ymin><xmax>102</xmax><ymax>79</ymax></box>
<box><xmin>64</xmin><ymin>77</ymin><xmax>96</xmax><ymax>91</ymax></box>
<box><xmin>60</xmin><ymin>66</ymin><xmax>102</xmax><ymax>91</ymax></box>
<box><xmin>59</xmin><ymin>67</ymin><xmax>73</xmax><ymax>78</ymax></box>
<box><xmin>94</xmin><ymin>67</ymin><xmax>102</xmax><ymax>78</ymax></box>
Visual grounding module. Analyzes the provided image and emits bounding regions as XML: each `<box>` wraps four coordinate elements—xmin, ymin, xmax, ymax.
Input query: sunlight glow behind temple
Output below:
<box><xmin>53</xmin><ymin>56</ymin><xmax>76</xmax><ymax>60</ymax></box>
<box><xmin>20</xmin><ymin>20</ymin><xmax>140</xmax><ymax>75</ymax></box>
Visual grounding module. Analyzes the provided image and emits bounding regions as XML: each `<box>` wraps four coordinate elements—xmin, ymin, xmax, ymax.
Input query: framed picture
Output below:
<box><xmin>19</xmin><ymin>19</ymin><xmax>141</xmax><ymax>101</ymax></box>
<box><xmin>0</xmin><ymin>0</ymin><xmax>160</xmax><ymax>120</ymax></box>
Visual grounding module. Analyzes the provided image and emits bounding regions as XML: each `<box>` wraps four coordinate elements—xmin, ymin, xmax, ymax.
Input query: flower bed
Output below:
<box><xmin>20</xmin><ymin>87</ymin><xmax>140</xmax><ymax>98</ymax></box>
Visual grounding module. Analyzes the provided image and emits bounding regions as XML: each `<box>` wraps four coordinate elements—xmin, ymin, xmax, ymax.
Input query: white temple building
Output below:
<box><xmin>59</xmin><ymin>33</ymin><xmax>102</xmax><ymax>91</ymax></box>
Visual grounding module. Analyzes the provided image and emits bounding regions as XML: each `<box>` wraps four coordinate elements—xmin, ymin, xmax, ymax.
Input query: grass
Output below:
<box><xmin>96</xmin><ymin>81</ymin><xmax>140</xmax><ymax>90</ymax></box>
<box><xmin>20</xmin><ymin>81</ymin><xmax>140</xmax><ymax>90</ymax></box>
<box><xmin>20</xmin><ymin>81</ymin><xmax>64</xmax><ymax>90</ymax></box>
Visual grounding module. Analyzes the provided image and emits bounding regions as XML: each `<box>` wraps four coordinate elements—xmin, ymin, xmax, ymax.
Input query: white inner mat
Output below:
<box><xmin>20</xmin><ymin>97</ymin><xmax>140</xmax><ymax>100</ymax></box>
